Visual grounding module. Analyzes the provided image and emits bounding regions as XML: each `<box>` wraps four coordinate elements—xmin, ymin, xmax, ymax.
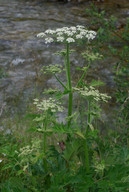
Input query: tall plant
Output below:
<box><xmin>36</xmin><ymin>25</ymin><xmax>110</xmax><ymax>172</ymax></box>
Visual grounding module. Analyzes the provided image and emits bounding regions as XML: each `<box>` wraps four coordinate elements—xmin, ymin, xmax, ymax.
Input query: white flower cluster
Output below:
<box><xmin>57</xmin><ymin>36</ymin><xmax>64</xmax><ymax>42</ymax></box>
<box><xmin>74</xmin><ymin>86</ymin><xmax>111</xmax><ymax>102</ymax></box>
<box><xmin>37</xmin><ymin>25</ymin><xmax>97</xmax><ymax>44</ymax></box>
<box><xmin>66</xmin><ymin>38</ymin><xmax>75</xmax><ymax>43</ymax></box>
<box><xmin>44</xmin><ymin>37</ymin><xmax>54</xmax><ymax>44</ymax></box>
<box><xmin>34</xmin><ymin>98</ymin><xmax>64</xmax><ymax>113</ymax></box>
<box><xmin>82</xmin><ymin>51</ymin><xmax>103</xmax><ymax>62</ymax></box>
<box><xmin>18</xmin><ymin>140</ymin><xmax>41</xmax><ymax>166</ymax></box>
<box><xmin>19</xmin><ymin>145</ymin><xmax>33</xmax><ymax>157</ymax></box>
<box><xmin>41</xmin><ymin>64</ymin><xmax>64</xmax><ymax>74</ymax></box>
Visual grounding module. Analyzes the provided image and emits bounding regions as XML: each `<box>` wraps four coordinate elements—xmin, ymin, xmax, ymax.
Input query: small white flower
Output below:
<box><xmin>62</xmin><ymin>27</ymin><xmax>69</xmax><ymax>31</ymax></box>
<box><xmin>51</xmin><ymin>109</ymin><xmax>56</xmax><ymax>112</ymax></box>
<box><xmin>86</xmin><ymin>34</ymin><xmax>95</xmax><ymax>40</ymax></box>
<box><xmin>89</xmin><ymin>30</ymin><xmax>97</xmax><ymax>36</ymax></box>
<box><xmin>45</xmin><ymin>29</ymin><xmax>56</xmax><ymax>34</ymax></box>
<box><xmin>37</xmin><ymin>32</ymin><xmax>46</xmax><ymax>38</ymax></box>
<box><xmin>0</xmin><ymin>159</ymin><xmax>2</xmax><ymax>163</ymax></box>
<box><xmin>45</xmin><ymin>37</ymin><xmax>54</xmax><ymax>44</ymax></box>
<box><xmin>72</xmin><ymin>30</ymin><xmax>77</xmax><ymax>34</ymax></box>
<box><xmin>64</xmin><ymin>31</ymin><xmax>73</xmax><ymax>36</ymax></box>
<box><xmin>57</xmin><ymin>32</ymin><xmax>63</xmax><ymax>36</ymax></box>
<box><xmin>56</xmin><ymin>28</ymin><xmax>64</xmax><ymax>32</ymax></box>
<box><xmin>2</xmin><ymin>153</ymin><xmax>6</xmax><ymax>156</ymax></box>
<box><xmin>5</xmin><ymin>129</ymin><xmax>12</xmax><ymax>135</ymax></box>
<box><xmin>80</xmin><ymin>32</ymin><xmax>86</xmax><ymax>36</ymax></box>
<box><xmin>77</xmin><ymin>25</ymin><xmax>85</xmax><ymax>28</ymax></box>
<box><xmin>76</xmin><ymin>34</ymin><xmax>83</xmax><ymax>39</ymax></box>
<box><xmin>80</xmin><ymin>30</ymin><xmax>88</xmax><ymax>36</ymax></box>
<box><xmin>57</xmin><ymin>36</ymin><xmax>65</xmax><ymax>42</ymax></box>
<box><xmin>64</xmin><ymin>31</ymin><xmax>74</xmax><ymax>36</ymax></box>
<box><xmin>70</xmin><ymin>26</ymin><xmax>76</xmax><ymax>31</ymax></box>
<box><xmin>77</xmin><ymin>25</ymin><xmax>85</xmax><ymax>30</ymax></box>
<box><xmin>66</xmin><ymin>38</ymin><xmax>75</xmax><ymax>43</ymax></box>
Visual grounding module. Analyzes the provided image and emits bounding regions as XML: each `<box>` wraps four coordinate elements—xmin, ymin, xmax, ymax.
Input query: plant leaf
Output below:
<box><xmin>75</xmin><ymin>131</ymin><xmax>85</xmax><ymax>140</ymax></box>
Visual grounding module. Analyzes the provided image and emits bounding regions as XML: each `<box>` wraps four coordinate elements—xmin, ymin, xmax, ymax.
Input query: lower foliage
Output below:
<box><xmin>0</xmin><ymin>127</ymin><xmax>129</xmax><ymax>192</ymax></box>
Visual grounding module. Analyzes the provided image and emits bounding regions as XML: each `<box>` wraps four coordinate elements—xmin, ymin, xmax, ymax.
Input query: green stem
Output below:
<box><xmin>66</xmin><ymin>43</ymin><xmax>72</xmax><ymax>90</ymax></box>
<box><xmin>43</xmin><ymin>133</ymin><xmax>46</xmax><ymax>155</ymax></box>
<box><xmin>76</xmin><ymin>65</ymin><xmax>90</xmax><ymax>87</ymax></box>
<box><xmin>84</xmin><ymin>100</ymin><xmax>91</xmax><ymax>173</ymax></box>
<box><xmin>54</xmin><ymin>74</ymin><xmax>68</xmax><ymax>90</ymax></box>
<box><xmin>64</xmin><ymin>54</ymin><xmax>69</xmax><ymax>88</ymax></box>
<box><xmin>66</xmin><ymin>43</ymin><xmax>73</xmax><ymax>128</ymax></box>
<box><xmin>86</xmin><ymin>100</ymin><xmax>91</xmax><ymax>136</ymax></box>
<box><xmin>84</xmin><ymin>139</ymin><xmax>90</xmax><ymax>173</ymax></box>
<box><xmin>68</xmin><ymin>92</ymin><xmax>72</xmax><ymax>127</ymax></box>
<box><xmin>43</xmin><ymin>113</ymin><xmax>48</xmax><ymax>172</ymax></box>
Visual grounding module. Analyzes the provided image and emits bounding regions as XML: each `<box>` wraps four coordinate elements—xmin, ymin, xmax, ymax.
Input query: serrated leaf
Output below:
<box><xmin>76</xmin><ymin>67</ymin><xmax>82</xmax><ymax>70</ymax></box>
<box><xmin>17</xmin><ymin>170</ymin><xmax>25</xmax><ymax>175</ymax></box>
<box><xmin>90</xmin><ymin>80</ymin><xmax>105</xmax><ymax>87</ymax></box>
<box><xmin>63</xmin><ymin>89</ymin><xmax>71</xmax><ymax>95</ymax></box>
<box><xmin>27</xmin><ymin>127</ymin><xmax>37</xmax><ymax>132</ymax></box>
<box><xmin>75</xmin><ymin>131</ymin><xmax>85</xmax><ymax>140</ymax></box>
<box><xmin>2</xmin><ymin>163</ymin><xmax>15</xmax><ymax>170</ymax></box>
<box><xmin>24</xmin><ymin>113</ymin><xmax>40</xmax><ymax>119</ymax></box>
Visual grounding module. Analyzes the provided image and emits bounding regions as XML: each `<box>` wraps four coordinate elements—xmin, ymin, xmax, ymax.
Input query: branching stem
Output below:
<box><xmin>54</xmin><ymin>74</ymin><xmax>67</xmax><ymax>90</ymax></box>
<box><xmin>76</xmin><ymin>64</ymin><xmax>90</xmax><ymax>87</ymax></box>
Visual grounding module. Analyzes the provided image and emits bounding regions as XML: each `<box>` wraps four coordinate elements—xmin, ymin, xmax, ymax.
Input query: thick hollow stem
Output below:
<box><xmin>43</xmin><ymin>113</ymin><xmax>48</xmax><ymax>172</ymax></box>
<box><xmin>43</xmin><ymin>134</ymin><xmax>46</xmax><ymax>155</ymax></box>
<box><xmin>84</xmin><ymin>139</ymin><xmax>90</xmax><ymax>173</ymax></box>
<box><xmin>86</xmin><ymin>100</ymin><xmax>91</xmax><ymax>136</ymax></box>
<box><xmin>64</xmin><ymin>54</ymin><xmax>69</xmax><ymax>87</ymax></box>
<box><xmin>66</xmin><ymin>43</ymin><xmax>73</xmax><ymax>128</ymax></box>
<box><xmin>84</xmin><ymin>100</ymin><xmax>91</xmax><ymax>173</ymax></box>
<box><xmin>68</xmin><ymin>92</ymin><xmax>73</xmax><ymax>127</ymax></box>
<box><xmin>66</xmin><ymin>43</ymin><xmax>72</xmax><ymax>91</ymax></box>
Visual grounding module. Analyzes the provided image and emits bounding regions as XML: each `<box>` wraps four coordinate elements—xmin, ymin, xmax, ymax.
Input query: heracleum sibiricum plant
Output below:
<box><xmin>37</xmin><ymin>25</ymin><xmax>97</xmax><ymax>127</ymax></box>
<box><xmin>36</xmin><ymin>25</ymin><xmax>110</xmax><ymax>173</ymax></box>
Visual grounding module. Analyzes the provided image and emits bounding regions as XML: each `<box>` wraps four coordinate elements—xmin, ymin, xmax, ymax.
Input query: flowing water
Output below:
<box><xmin>0</xmin><ymin>0</ymin><xmax>129</xmax><ymax>129</ymax></box>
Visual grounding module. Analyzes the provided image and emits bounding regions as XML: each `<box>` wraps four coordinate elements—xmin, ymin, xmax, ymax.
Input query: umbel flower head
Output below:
<box><xmin>73</xmin><ymin>86</ymin><xmax>111</xmax><ymax>102</ymax></box>
<box><xmin>33</xmin><ymin>98</ymin><xmax>64</xmax><ymax>113</ymax></box>
<box><xmin>37</xmin><ymin>25</ymin><xmax>97</xmax><ymax>44</ymax></box>
<box><xmin>41</xmin><ymin>64</ymin><xmax>64</xmax><ymax>74</ymax></box>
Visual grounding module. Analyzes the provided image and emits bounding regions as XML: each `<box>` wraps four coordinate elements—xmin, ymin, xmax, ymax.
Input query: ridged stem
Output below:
<box><xmin>84</xmin><ymin>139</ymin><xmax>90</xmax><ymax>173</ymax></box>
<box><xmin>86</xmin><ymin>100</ymin><xmax>91</xmax><ymax>136</ymax></box>
<box><xmin>66</xmin><ymin>43</ymin><xmax>73</xmax><ymax>128</ymax></box>
<box><xmin>43</xmin><ymin>113</ymin><xmax>48</xmax><ymax>172</ymax></box>
<box><xmin>85</xmin><ymin>100</ymin><xmax>91</xmax><ymax>173</ymax></box>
